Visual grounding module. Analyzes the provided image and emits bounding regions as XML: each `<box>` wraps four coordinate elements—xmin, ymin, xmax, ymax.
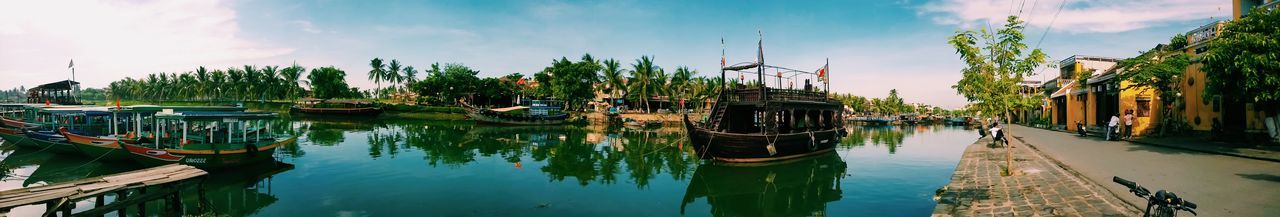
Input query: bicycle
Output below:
<box><xmin>1112</xmin><ymin>176</ymin><xmax>1198</xmax><ymax>216</ymax></box>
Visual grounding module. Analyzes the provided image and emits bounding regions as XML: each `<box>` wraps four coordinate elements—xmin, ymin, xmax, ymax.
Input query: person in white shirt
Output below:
<box><xmin>1108</xmin><ymin>115</ymin><xmax>1120</xmax><ymax>141</ymax></box>
<box><xmin>989</xmin><ymin>123</ymin><xmax>1004</xmax><ymax>146</ymax></box>
<box><xmin>1124</xmin><ymin>111</ymin><xmax>1135</xmax><ymax>140</ymax></box>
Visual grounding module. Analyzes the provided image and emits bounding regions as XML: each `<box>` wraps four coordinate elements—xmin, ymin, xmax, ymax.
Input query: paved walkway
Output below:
<box><xmin>933</xmin><ymin>137</ymin><xmax>1135</xmax><ymax>217</ymax></box>
<box><xmin>1011</xmin><ymin>125</ymin><xmax>1280</xmax><ymax>216</ymax></box>
<box><xmin>1044</xmin><ymin>127</ymin><xmax>1280</xmax><ymax>162</ymax></box>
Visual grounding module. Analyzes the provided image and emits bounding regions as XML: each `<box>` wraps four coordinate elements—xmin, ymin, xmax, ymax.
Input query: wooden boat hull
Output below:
<box><xmin>464</xmin><ymin>111</ymin><xmax>569</xmax><ymax>125</ymax></box>
<box><xmin>679</xmin><ymin>152</ymin><xmax>846</xmax><ymax>216</ymax></box>
<box><xmin>684</xmin><ymin>115</ymin><xmax>842</xmax><ymax>163</ymax></box>
<box><xmin>1</xmin><ymin>117</ymin><xmax>30</xmax><ymax>128</ymax></box>
<box><xmin>290</xmin><ymin>106</ymin><xmax>383</xmax><ymax>116</ymax></box>
<box><xmin>25</xmin><ymin>131</ymin><xmax>81</xmax><ymax>154</ymax></box>
<box><xmin>0</xmin><ymin>128</ymin><xmax>39</xmax><ymax>148</ymax></box>
<box><xmin>122</xmin><ymin>137</ymin><xmax>296</xmax><ymax>170</ymax></box>
<box><xmin>59</xmin><ymin>128</ymin><xmax>132</xmax><ymax>161</ymax></box>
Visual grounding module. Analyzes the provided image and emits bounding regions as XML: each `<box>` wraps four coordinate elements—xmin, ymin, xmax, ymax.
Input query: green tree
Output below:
<box><xmin>600</xmin><ymin>59</ymin><xmax>626</xmax><ymax>107</ymax></box>
<box><xmin>1116</xmin><ymin>35</ymin><xmax>1191</xmax><ymax>136</ymax></box>
<box><xmin>1203</xmin><ymin>8</ymin><xmax>1280</xmax><ymax>141</ymax></box>
<box><xmin>629</xmin><ymin>56</ymin><xmax>659</xmax><ymax>113</ymax></box>
<box><xmin>309</xmin><ymin>66</ymin><xmax>355</xmax><ymax>99</ymax></box>
<box><xmin>386</xmin><ymin>59</ymin><xmax>404</xmax><ymax>96</ymax></box>
<box><xmin>948</xmin><ymin>16</ymin><xmax>1048</xmax><ymax>172</ymax></box>
<box><xmin>541</xmin><ymin>54</ymin><xmax>601</xmax><ymax>110</ymax></box>
<box><xmin>368</xmin><ymin>58</ymin><xmax>386</xmax><ymax>99</ymax></box>
<box><xmin>281</xmin><ymin>63</ymin><xmax>307</xmax><ymax>101</ymax></box>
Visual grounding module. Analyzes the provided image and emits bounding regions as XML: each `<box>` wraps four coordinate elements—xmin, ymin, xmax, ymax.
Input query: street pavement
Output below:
<box><xmin>1010</xmin><ymin>125</ymin><xmax>1280</xmax><ymax>216</ymax></box>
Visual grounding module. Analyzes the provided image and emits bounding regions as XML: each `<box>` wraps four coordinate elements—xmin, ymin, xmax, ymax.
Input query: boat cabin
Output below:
<box><xmin>148</xmin><ymin>111</ymin><xmax>281</xmax><ymax>149</ymax></box>
<box><xmin>526</xmin><ymin>100</ymin><xmax>563</xmax><ymax>116</ymax></box>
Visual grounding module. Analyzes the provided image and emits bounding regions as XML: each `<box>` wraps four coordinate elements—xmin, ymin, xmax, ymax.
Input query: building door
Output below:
<box><xmin>1223</xmin><ymin>98</ymin><xmax>1247</xmax><ymax>132</ymax></box>
<box><xmin>1095</xmin><ymin>83</ymin><xmax>1120</xmax><ymax>126</ymax></box>
<box><xmin>1055</xmin><ymin>97</ymin><xmax>1067</xmax><ymax>126</ymax></box>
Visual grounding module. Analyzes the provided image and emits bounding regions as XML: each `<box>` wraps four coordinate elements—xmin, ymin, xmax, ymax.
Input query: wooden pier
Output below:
<box><xmin>0</xmin><ymin>164</ymin><xmax>208</xmax><ymax>217</ymax></box>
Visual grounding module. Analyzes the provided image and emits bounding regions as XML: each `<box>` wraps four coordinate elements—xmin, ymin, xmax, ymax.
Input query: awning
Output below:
<box><xmin>1050</xmin><ymin>80</ymin><xmax>1077</xmax><ymax>98</ymax></box>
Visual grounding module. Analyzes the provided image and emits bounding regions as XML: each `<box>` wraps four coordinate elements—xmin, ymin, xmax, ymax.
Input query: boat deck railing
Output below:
<box><xmin>725</xmin><ymin>88</ymin><xmax>832</xmax><ymax>103</ymax></box>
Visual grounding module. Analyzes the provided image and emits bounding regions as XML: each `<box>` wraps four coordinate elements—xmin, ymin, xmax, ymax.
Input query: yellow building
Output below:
<box><xmin>1176</xmin><ymin>0</ymin><xmax>1276</xmax><ymax>133</ymax></box>
<box><xmin>1046</xmin><ymin>55</ymin><xmax>1119</xmax><ymax>132</ymax></box>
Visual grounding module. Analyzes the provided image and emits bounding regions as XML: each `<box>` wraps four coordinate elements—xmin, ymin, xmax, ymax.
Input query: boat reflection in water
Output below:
<box><xmin>178</xmin><ymin>162</ymin><xmax>295</xmax><ymax>216</ymax></box>
<box><xmin>681</xmin><ymin>152</ymin><xmax>848</xmax><ymax>217</ymax></box>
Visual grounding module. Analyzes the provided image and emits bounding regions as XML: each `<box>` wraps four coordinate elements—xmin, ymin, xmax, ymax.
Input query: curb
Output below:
<box><xmin>1034</xmin><ymin>126</ymin><xmax>1280</xmax><ymax>163</ymax></box>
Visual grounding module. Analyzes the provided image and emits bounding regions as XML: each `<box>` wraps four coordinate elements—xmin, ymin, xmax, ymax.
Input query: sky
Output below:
<box><xmin>0</xmin><ymin>0</ymin><xmax>1232</xmax><ymax>108</ymax></box>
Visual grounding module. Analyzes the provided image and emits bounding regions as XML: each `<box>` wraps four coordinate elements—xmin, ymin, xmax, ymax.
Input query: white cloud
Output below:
<box><xmin>0</xmin><ymin>0</ymin><xmax>294</xmax><ymax>88</ymax></box>
<box><xmin>920</xmin><ymin>0</ymin><xmax>1230</xmax><ymax>33</ymax></box>
<box><xmin>292</xmin><ymin>20</ymin><xmax>323</xmax><ymax>34</ymax></box>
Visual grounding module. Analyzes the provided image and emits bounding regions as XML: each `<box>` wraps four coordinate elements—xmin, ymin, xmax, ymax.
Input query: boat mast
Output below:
<box><xmin>757</xmin><ymin>31</ymin><xmax>765</xmax><ymax>102</ymax></box>
<box><xmin>720</xmin><ymin>38</ymin><xmax>726</xmax><ymax>92</ymax></box>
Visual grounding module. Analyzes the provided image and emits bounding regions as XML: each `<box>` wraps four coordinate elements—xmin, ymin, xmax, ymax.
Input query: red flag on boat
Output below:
<box><xmin>116</xmin><ymin>97</ymin><xmax>122</xmax><ymax>109</ymax></box>
<box><xmin>777</xmin><ymin>71</ymin><xmax>782</xmax><ymax>78</ymax></box>
<box><xmin>816</xmin><ymin>66</ymin><xmax>826</xmax><ymax>81</ymax></box>
<box><xmin>45</xmin><ymin>99</ymin><xmax>50</xmax><ymax>106</ymax></box>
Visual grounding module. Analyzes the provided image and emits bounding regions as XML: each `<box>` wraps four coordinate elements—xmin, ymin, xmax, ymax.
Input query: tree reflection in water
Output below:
<box><xmin>840</xmin><ymin>125</ymin><xmax>913</xmax><ymax>154</ymax></box>
<box><xmin>680</xmin><ymin>152</ymin><xmax>848</xmax><ymax>217</ymax></box>
<box><xmin>350</xmin><ymin>121</ymin><xmax>701</xmax><ymax>189</ymax></box>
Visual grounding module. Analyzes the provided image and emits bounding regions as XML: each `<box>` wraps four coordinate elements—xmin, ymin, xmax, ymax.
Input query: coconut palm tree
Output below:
<box><xmin>600</xmin><ymin>59</ymin><xmax>625</xmax><ymax>107</ymax></box>
<box><xmin>369</xmin><ymin>58</ymin><xmax>386</xmax><ymax>99</ymax></box>
<box><xmin>281</xmin><ymin>63</ymin><xmax>306</xmax><ymax>101</ymax></box>
<box><xmin>630</xmin><ymin>56</ymin><xmax>658</xmax><ymax>113</ymax></box>
<box><xmin>386</xmin><ymin>59</ymin><xmax>403</xmax><ymax>97</ymax></box>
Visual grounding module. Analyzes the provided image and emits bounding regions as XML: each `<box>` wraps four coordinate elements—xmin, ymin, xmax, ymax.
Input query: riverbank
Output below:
<box><xmin>932</xmin><ymin>136</ymin><xmax>1135</xmax><ymax>216</ymax></box>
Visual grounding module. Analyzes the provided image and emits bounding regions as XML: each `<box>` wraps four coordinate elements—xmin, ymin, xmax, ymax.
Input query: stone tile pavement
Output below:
<box><xmin>932</xmin><ymin>137</ymin><xmax>1138</xmax><ymax>217</ymax></box>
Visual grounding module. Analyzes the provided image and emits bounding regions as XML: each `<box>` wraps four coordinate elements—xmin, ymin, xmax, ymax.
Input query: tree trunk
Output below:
<box><xmin>1003</xmin><ymin>110</ymin><xmax>1014</xmax><ymax>175</ymax></box>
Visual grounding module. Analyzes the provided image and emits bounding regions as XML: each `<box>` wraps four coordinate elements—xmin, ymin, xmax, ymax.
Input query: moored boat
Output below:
<box><xmin>290</xmin><ymin>98</ymin><xmax>383</xmax><ymax>116</ymax></box>
<box><xmin>121</xmin><ymin>111</ymin><xmax>296</xmax><ymax>169</ymax></box>
<box><xmin>684</xmin><ymin>38</ymin><xmax>846</xmax><ymax>162</ymax></box>
<box><xmin>460</xmin><ymin>99</ymin><xmax>571</xmax><ymax>125</ymax></box>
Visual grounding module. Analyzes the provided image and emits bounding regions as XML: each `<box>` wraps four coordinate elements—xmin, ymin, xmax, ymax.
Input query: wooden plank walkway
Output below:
<box><xmin>0</xmin><ymin>164</ymin><xmax>207</xmax><ymax>216</ymax></box>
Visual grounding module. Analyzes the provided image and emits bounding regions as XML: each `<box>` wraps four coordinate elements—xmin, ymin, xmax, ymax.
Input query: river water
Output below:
<box><xmin>0</xmin><ymin>118</ymin><xmax>978</xmax><ymax>216</ymax></box>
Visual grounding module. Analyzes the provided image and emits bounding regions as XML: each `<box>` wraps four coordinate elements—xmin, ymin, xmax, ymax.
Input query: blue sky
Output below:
<box><xmin>0</xmin><ymin>0</ymin><xmax>1230</xmax><ymax>108</ymax></box>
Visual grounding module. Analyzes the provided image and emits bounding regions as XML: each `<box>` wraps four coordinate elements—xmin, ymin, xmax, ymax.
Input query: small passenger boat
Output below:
<box><xmin>121</xmin><ymin>111</ymin><xmax>296</xmax><ymax>169</ymax></box>
<box><xmin>290</xmin><ymin>98</ymin><xmax>383</xmax><ymax>116</ymax></box>
<box><xmin>460</xmin><ymin>99</ymin><xmax>571</xmax><ymax>125</ymax></box>
<box><xmin>684</xmin><ymin>38</ymin><xmax>846</xmax><ymax>162</ymax></box>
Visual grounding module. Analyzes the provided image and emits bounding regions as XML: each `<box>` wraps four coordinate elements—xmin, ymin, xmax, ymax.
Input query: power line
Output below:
<box><xmin>1034</xmin><ymin>0</ymin><xmax>1069</xmax><ymax>49</ymax></box>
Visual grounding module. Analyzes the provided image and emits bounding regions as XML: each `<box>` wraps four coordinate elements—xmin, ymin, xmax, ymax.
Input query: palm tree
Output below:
<box><xmin>261</xmin><ymin>65</ymin><xmax>280</xmax><ymax>102</ymax></box>
<box><xmin>368</xmin><ymin>58</ymin><xmax>386</xmax><ymax>99</ymax></box>
<box><xmin>671</xmin><ymin>66</ymin><xmax>694</xmax><ymax>109</ymax></box>
<box><xmin>600</xmin><ymin>59</ymin><xmax>625</xmax><ymax>107</ymax></box>
<box><xmin>386</xmin><ymin>59</ymin><xmax>403</xmax><ymax>97</ymax></box>
<box><xmin>281</xmin><ymin>63</ymin><xmax>306</xmax><ymax>101</ymax></box>
<box><xmin>195</xmin><ymin>66</ymin><xmax>209</xmax><ymax>101</ymax></box>
<box><xmin>402</xmin><ymin>66</ymin><xmax>417</xmax><ymax>85</ymax></box>
<box><xmin>630</xmin><ymin>56</ymin><xmax>658</xmax><ymax>113</ymax></box>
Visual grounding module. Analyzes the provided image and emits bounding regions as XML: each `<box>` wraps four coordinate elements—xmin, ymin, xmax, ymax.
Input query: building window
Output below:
<box><xmin>1136</xmin><ymin>99</ymin><xmax>1151</xmax><ymax>117</ymax></box>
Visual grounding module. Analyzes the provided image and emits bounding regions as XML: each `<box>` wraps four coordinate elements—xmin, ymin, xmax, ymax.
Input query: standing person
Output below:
<box><xmin>1124</xmin><ymin>110</ymin><xmax>1135</xmax><ymax>140</ymax></box>
<box><xmin>1108</xmin><ymin>115</ymin><xmax>1121</xmax><ymax>141</ymax></box>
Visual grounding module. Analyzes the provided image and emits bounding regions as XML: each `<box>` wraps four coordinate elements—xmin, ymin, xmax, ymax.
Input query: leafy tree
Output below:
<box><xmin>308</xmin><ymin>66</ymin><xmax>357</xmax><ymax>99</ymax></box>
<box><xmin>1116</xmin><ymin>35</ymin><xmax>1191</xmax><ymax>136</ymax></box>
<box><xmin>1203</xmin><ymin>8</ymin><xmax>1280</xmax><ymax>141</ymax></box>
<box><xmin>540</xmin><ymin>54</ymin><xmax>601</xmax><ymax>110</ymax></box>
<box><xmin>948</xmin><ymin>16</ymin><xmax>1048</xmax><ymax>172</ymax></box>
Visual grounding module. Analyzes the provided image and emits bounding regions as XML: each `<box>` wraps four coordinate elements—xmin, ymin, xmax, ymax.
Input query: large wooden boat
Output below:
<box><xmin>121</xmin><ymin>111</ymin><xmax>295</xmax><ymax>169</ymax></box>
<box><xmin>289</xmin><ymin>99</ymin><xmax>383</xmax><ymax>116</ymax></box>
<box><xmin>684</xmin><ymin>38</ymin><xmax>846</xmax><ymax>162</ymax></box>
<box><xmin>460</xmin><ymin>99</ymin><xmax>571</xmax><ymax>125</ymax></box>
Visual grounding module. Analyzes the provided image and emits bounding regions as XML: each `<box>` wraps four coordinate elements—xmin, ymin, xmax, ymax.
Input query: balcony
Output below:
<box><xmin>725</xmin><ymin>88</ymin><xmax>831</xmax><ymax>103</ymax></box>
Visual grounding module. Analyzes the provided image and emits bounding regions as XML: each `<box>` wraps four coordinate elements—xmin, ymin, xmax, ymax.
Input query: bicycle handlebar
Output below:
<box><xmin>1113</xmin><ymin>176</ymin><xmax>1136</xmax><ymax>188</ymax></box>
